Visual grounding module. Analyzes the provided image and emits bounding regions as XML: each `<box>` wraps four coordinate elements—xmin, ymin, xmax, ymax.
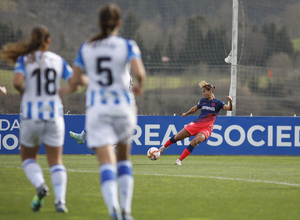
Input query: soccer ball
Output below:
<box><xmin>147</xmin><ymin>147</ymin><xmax>160</xmax><ymax>160</ymax></box>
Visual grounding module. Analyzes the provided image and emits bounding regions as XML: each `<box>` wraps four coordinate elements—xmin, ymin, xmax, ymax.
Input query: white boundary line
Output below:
<box><xmin>134</xmin><ymin>172</ymin><xmax>300</xmax><ymax>187</ymax></box>
<box><xmin>3</xmin><ymin>166</ymin><xmax>299</xmax><ymax>187</ymax></box>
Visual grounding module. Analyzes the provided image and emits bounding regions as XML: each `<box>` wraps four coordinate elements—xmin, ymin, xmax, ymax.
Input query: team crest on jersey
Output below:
<box><xmin>212</xmin><ymin>103</ymin><xmax>215</xmax><ymax>106</ymax></box>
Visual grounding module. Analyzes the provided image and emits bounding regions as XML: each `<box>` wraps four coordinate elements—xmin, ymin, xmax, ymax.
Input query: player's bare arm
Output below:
<box><xmin>13</xmin><ymin>73</ymin><xmax>24</xmax><ymax>95</ymax></box>
<box><xmin>59</xmin><ymin>66</ymin><xmax>83</xmax><ymax>95</ymax></box>
<box><xmin>182</xmin><ymin>105</ymin><xmax>200</xmax><ymax>117</ymax></box>
<box><xmin>131</xmin><ymin>58</ymin><xmax>146</xmax><ymax>96</ymax></box>
<box><xmin>223</xmin><ymin>96</ymin><xmax>233</xmax><ymax>111</ymax></box>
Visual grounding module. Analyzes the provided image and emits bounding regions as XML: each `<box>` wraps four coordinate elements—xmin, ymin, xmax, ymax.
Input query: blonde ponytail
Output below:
<box><xmin>199</xmin><ymin>81</ymin><xmax>215</xmax><ymax>91</ymax></box>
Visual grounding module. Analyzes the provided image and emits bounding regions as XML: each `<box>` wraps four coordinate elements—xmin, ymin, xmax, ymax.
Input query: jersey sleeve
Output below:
<box><xmin>196</xmin><ymin>99</ymin><xmax>203</xmax><ymax>108</ymax></box>
<box><xmin>14</xmin><ymin>56</ymin><xmax>25</xmax><ymax>75</ymax></box>
<box><xmin>62</xmin><ymin>58</ymin><xmax>73</xmax><ymax>81</ymax></box>
<box><xmin>126</xmin><ymin>39</ymin><xmax>142</xmax><ymax>62</ymax></box>
<box><xmin>73</xmin><ymin>43</ymin><xmax>85</xmax><ymax>71</ymax></box>
<box><xmin>218</xmin><ymin>100</ymin><xmax>225</xmax><ymax>111</ymax></box>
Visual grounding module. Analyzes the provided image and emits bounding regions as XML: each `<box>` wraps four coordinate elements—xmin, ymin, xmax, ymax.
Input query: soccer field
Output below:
<box><xmin>1</xmin><ymin>155</ymin><xmax>300</xmax><ymax>220</ymax></box>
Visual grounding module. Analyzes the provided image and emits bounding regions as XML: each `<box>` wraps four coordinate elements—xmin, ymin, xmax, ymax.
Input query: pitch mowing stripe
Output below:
<box><xmin>2</xmin><ymin>166</ymin><xmax>300</xmax><ymax>187</ymax></box>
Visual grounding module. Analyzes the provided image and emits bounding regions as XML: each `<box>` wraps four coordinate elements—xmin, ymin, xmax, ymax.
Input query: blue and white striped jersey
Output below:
<box><xmin>74</xmin><ymin>36</ymin><xmax>141</xmax><ymax>107</ymax></box>
<box><xmin>14</xmin><ymin>51</ymin><xmax>73</xmax><ymax>120</ymax></box>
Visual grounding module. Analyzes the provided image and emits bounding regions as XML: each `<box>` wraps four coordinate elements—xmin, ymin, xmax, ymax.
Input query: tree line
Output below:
<box><xmin>120</xmin><ymin>12</ymin><xmax>297</xmax><ymax>70</ymax></box>
<box><xmin>0</xmin><ymin>11</ymin><xmax>297</xmax><ymax>70</ymax></box>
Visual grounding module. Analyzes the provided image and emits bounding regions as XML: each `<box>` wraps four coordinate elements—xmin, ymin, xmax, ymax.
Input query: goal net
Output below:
<box><xmin>0</xmin><ymin>0</ymin><xmax>299</xmax><ymax>116</ymax></box>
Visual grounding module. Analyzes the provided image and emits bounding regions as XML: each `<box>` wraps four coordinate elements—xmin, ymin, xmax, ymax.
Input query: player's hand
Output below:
<box><xmin>59</xmin><ymin>86</ymin><xmax>71</xmax><ymax>96</ymax></box>
<box><xmin>0</xmin><ymin>86</ymin><xmax>7</xmax><ymax>95</ymax></box>
<box><xmin>226</xmin><ymin>96</ymin><xmax>232</xmax><ymax>102</ymax></box>
<box><xmin>181</xmin><ymin>113</ymin><xmax>188</xmax><ymax>117</ymax></box>
<box><xmin>132</xmin><ymin>85</ymin><xmax>143</xmax><ymax>96</ymax></box>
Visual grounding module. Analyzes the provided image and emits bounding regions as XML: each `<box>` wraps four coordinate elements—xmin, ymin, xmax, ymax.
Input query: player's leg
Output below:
<box><xmin>45</xmin><ymin>145</ymin><xmax>68</xmax><ymax>213</ymax></box>
<box><xmin>20</xmin><ymin>120</ymin><xmax>49</xmax><ymax>212</ymax></box>
<box><xmin>159</xmin><ymin>128</ymin><xmax>191</xmax><ymax>154</ymax></box>
<box><xmin>86</xmin><ymin>106</ymin><xmax>121</xmax><ymax>219</ymax></box>
<box><xmin>116</xmin><ymin>142</ymin><xmax>134</xmax><ymax>219</ymax></box>
<box><xmin>95</xmin><ymin>145</ymin><xmax>121</xmax><ymax>219</ymax></box>
<box><xmin>112</xmin><ymin>105</ymin><xmax>136</xmax><ymax>220</ymax></box>
<box><xmin>21</xmin><ymin>145</ymin><xmax>49</xmax><ymax>211</ymax></box>
<box><xmin>80</xmin><ymin>129</ymin><xmax>87</xmax><ymax>140</ymax></box>
<box><xmin>43</xmin><ymin>117</ymin><xmax>68</xmax><ymax>212</ymax></box>
<box><xmin>176</xmin><ymin>132</ymin><xmax>206</xmax><ymax>165</ymax></box>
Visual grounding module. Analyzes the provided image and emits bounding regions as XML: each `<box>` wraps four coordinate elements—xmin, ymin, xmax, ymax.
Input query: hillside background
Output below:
<box><xmin>1</xmin><ymin>0</ymin><xmax>300</xmax><ymax>116</ymax></box>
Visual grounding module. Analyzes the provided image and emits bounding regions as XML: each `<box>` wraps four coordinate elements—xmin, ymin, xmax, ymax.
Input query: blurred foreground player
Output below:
<box><xmin>0</xmin><ymin>25</ymin><xmax>72</xmax><ymax>213</ymax></box>
<box><xmin>69</xmin><ymin>73</ymin><xmax>133</xmax><ymax>145</ymax></box>
<box><xmin>61</xmin><ymin>4</ymin><xmax>146</xmax><ymax>220</ymax></box>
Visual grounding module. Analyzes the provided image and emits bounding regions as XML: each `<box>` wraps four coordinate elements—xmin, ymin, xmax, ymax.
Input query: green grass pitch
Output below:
<box><xmin>1</xmin><ymin>154</ymin><xmax>300</xmax><ymax>220</ymax></box>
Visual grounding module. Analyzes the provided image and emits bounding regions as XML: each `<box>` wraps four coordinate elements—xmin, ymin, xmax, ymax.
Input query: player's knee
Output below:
<box><xmin>194</xmin><ymin>135</ymin><xmax>206</xmax><ymax>145</ymax></box>
<box><xmin>191</xmin><ymin>139</ymin><xmax>201</xmax><ymax>146</ymax></box>
<box><xmin>194</xmin><ymin>139</ymin><xmax>202</xmax><ymax>145</ymax></box>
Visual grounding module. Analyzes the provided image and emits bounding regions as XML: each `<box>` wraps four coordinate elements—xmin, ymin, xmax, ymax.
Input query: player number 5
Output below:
<box><xmin>97</xmin><ymin>57</ymin><xmax>113</xmax><ymax>86</ymax></box>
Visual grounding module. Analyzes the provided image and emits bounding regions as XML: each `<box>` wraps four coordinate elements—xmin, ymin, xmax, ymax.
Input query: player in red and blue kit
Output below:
<box><xmin>159</xmin><ymin>81</ymin><xmax>233</xmax><ymax>165</ymax></box>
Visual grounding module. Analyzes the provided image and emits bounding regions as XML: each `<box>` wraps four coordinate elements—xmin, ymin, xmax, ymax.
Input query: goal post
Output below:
<box><xmin>227</xmin><ymin>0</ymin><xmax>238</xmax><ymax>116</ymax></box>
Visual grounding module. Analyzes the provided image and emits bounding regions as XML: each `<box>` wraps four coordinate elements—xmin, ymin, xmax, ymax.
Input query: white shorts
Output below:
<box><xmin>19</xmin><ymin>117</ymin><xmax>65</xmax><ymax>147</ymax></box>
<box><xmin>85</xmin><ymin>105</ymin><xmax>137</xmax><ymax>149</ymax></box>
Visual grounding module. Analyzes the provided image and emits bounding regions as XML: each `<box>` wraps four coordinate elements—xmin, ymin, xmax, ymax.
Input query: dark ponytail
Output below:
<box><xmin>89</xmin><ymin>4</ymin><xmax>121</xmax><ymax>42</ymax></box>
<box><xmin>0</xmin><ymin>25</ymin><xmax>50</xmax><ymax>65</ymax></box>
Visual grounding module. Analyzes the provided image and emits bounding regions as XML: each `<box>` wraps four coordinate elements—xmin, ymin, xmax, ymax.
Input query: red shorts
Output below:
<box><xmin>184</xmin><ymin>121</ymin><xmax>213</xmax><ymax>139</ymax></box>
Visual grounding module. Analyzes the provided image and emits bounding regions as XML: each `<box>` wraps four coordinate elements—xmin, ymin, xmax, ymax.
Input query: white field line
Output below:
<box><xmin>3</xmin><ymin>166</ymin><xmax>300</xmax><ymax>187</ymax></box>
<box><xmin>134</xmin><ymin>172</ymin><xmax>300</xmax><ymax>187</ymax></box>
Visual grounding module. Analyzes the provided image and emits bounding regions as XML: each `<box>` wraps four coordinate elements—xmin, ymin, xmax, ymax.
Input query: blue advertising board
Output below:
<box><xmin>1</xmin><ymin>114</ymin><xmax>300</xmax><ymax>155</ymax></box>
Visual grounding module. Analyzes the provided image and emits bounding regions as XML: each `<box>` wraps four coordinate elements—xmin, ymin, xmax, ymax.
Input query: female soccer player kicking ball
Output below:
<box><xmin>159</xmin><ymin>81</ymin><xmax>233</xmax><ymax>165</ymax></box>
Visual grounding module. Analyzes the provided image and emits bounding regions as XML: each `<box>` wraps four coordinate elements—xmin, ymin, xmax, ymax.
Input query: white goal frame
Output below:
<box><xmin>227</xmin><ymin>0</ymin><xmax>238</xmax><ymax>116</ymax></box>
